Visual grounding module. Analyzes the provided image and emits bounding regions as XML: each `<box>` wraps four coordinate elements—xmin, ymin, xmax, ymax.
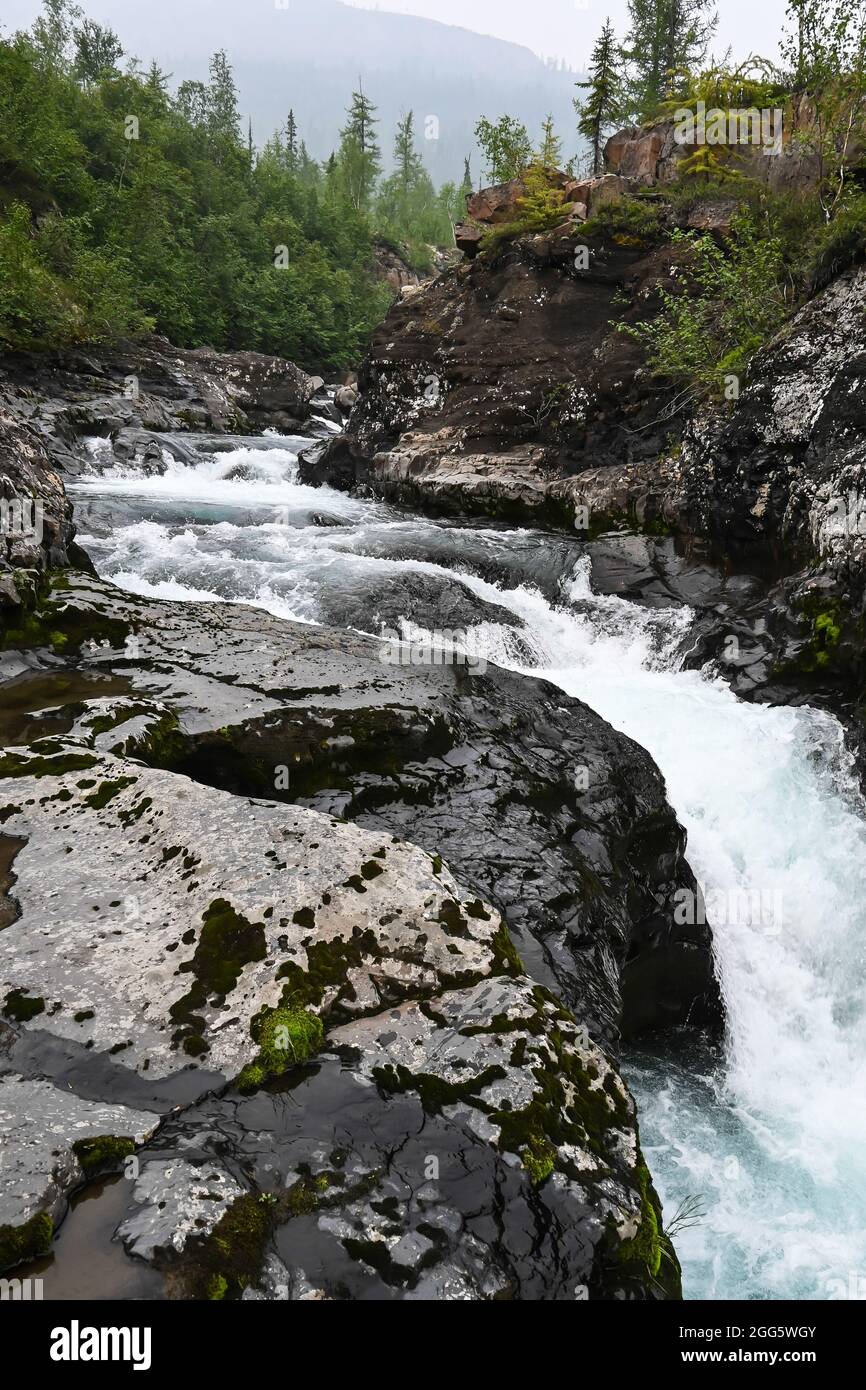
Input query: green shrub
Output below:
<box><xmin>619</xmin><ymin>212</ymin><xmax>789</xmax><ymax>396</ymax></box>
<box><xmin>582</xmin><ymin>195</ymin><xmax>665</xmax><ymax>246</ymax></box>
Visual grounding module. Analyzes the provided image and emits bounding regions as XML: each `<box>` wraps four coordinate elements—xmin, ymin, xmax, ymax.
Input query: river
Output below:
<box><xmin>67</xmin><ymin>425</ymin><xmax>866</xmax><ymax>1302</ymax></box>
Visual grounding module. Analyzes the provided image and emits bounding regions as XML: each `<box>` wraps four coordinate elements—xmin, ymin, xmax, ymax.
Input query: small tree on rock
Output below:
<box><xmin>576</xmin><ymin>20</ymin><xmax>627</xmax><ymax>175</ymax></box>
<box><xmin>474</xmin><ymin>115</ymin><xmax>533</xmax><ymax>184</ymax></box>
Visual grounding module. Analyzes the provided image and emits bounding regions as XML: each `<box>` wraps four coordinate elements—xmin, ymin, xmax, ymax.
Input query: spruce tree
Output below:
<box><xmin>538</xmin><ymin>114</ymin><xmax>563</xmax><ymax>167</ymax></box>
<box><xmin>145</xmin><ymin>61</ymin><xmax>170</xmax><ymax>97</ymax></box>
<box><xmin>286</xmin><ymin>110</ymin><xmax>299</xmax><ymax>170</ymax></box>
<box><xmin>625</xmin><ymin>0</ymin><xmax>717</xmax><ymax>117</ymax></box>
<box><xmin>576</xmin><ymin>20</ymin><xmax>627</xmax><ymax>175</ymax></box>
<box><xmin>338</xmin><ymin>83</ymin><xmax>382</xmax><ymax>214</ymax></box>
<box><xmin>207</xmin><ymin>50</ymin><xmax>242</xmax><ymax>151</ymax></box>
<box><xmin>394</xmin><ymin>112</ymin><xmax>425</xmax><ymax>192</ymax></box>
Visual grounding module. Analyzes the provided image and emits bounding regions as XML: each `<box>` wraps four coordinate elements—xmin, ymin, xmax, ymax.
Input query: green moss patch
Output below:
<box><xmin>177</xmin><ymin>1193</ymin><xmax>272</xmax><ymax>1300</ymax></box>
<box><xmin>0</xmin><ymin>1210</ymin><xmax>53</xmax><ymax>1273</ymax></box>
<box><xmin>169</xmin><ymin>898</ymin><xmax>267</xmax><ymax>1055</ymax></box>
<box><xmin>3</xmin><ymin>989</ymin><xmax>45</xmax><ymax>1022</ymax></box>
<box><xmin>489</xmin><ymin>922</ymin><xmax>524</xmax><ymax>977</ymax></box>
<box><xmin>0</xmin><ymin>750</ymin><xmax>98</xmax><ymax>780</ymax></box>
<box><xmin>82</xmin><ymin>777</ymin><xmax>137</xmax><ymax>810</ymax></box>
<box><xmin>72</xmin><ymin>1135</ymin><xmax>136</xmax><ymax>1175</ymax></box>
<box><xmin>276</xmin><ymin>927</ymin><xmax>381</xmax><ymax>1016</ymax></box>
<box><xmin>237</xmin><ymin>1005</ymin><xmax>324</xmax><ymax>1093</ymax></box>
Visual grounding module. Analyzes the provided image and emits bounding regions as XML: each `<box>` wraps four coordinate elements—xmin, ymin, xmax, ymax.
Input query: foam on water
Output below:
<box><xmin>76</xmin><ymin>437</ymin><xmax>376</xmax><ymax>516</ymax></box>
<box><xmin>434</xmin><ymin>559</ymin><xmax>866</xmax><ymax>1301</ymax></box>
<box><xmin>72</xmin><ymin>439</ymin><xmax>866</xmax><ymax>1301</ymax></box>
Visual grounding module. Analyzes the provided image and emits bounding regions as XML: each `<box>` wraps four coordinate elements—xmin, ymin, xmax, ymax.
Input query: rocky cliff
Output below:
<box><xmin>302</xmin><ymin>163</ymin><xmax>866</xmax><ymax>740</ymax></box>
<box><xmin>303</xmin><ymin>199</ymin><xmax>689</xmax><ymax>525</ymax></box>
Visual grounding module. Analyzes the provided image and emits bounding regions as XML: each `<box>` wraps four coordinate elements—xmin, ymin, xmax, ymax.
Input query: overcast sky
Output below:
<box><xmin>346</xmin><ymin>0</ymin><xmax>790</xmax><ymax>70</ymax></box>
<box><xmin>3</xmin><ymin>0</ymin><xmax>792</xmax><ymax>72</ymax></box>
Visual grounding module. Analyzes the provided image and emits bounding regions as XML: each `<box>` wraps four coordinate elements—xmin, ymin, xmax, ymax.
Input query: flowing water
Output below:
<box><xmin>68</xmin><ymin>430</ymin><xmax>866</xmax><ymax>1302</ymax></box>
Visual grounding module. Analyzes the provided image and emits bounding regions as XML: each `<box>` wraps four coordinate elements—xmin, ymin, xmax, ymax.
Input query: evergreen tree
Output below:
<box><xmin>538</xmin><ymin>114</ymin><xmax>563</xmax><ymax>167</ymax></box>
<box><xmin>338</xmin><ymin>84</ymin><xmax>382</xmax><ymax>214</ymax></box>
<box><xmin>145</xmin><ymin>60</ymin><xmax>170</xmax><ymax>97</ymax></box>
<box><xmin>460</xmin><ymin>157</ymin><xmax>474</xmax><ymax>202</ymax></box>
<box><xmin>394</xmin><ymin>112</ymin><xmax>425</xmax><ymax>189</ymax></box>
<box><xmin>576</xmin><ymin>20</ymin><xmax>627</xmax><ymax>175</ymax></box>
<box><xmin>662</xmin><ymin>0</ymin><xmax>718</xmax><ymax>86</ymax></box>
<box><xmin>207</xmin><ymin>50</ymin><xmax>241</xmax><ymax>143</ymax></box>
<box><xmin>625</xmin><ymin>0</ymin><xmax>717</xmax><ymax>117</ymax></box>
<box><xmin>376</xmin><ymin>110</ymin><xmax>450</xmax><ymax>254</ymax></box>
<box><xmin>286</xmin><ymin>110</ymin><xmax>299</xmax><ymax>170</ymax></box>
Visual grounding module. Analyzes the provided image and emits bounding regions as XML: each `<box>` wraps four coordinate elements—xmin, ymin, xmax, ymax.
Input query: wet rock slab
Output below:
<box><xmin>0</xmin><ymin>1076</ymin><xmax>159</xmax><ymax>1231</ymax></box>
<box><xmin>11</xmin><ymin>573</ymin><xmax>720</xmax><ymax>1047</ymax></box>
<box><xmin>0</xmin><ymin>572</ymin><xmax>716</xmax><ymax>1294</ymax></box>
<box><xmin>0</xmin><ymin>731</ymin><xmax>677</xmax><ymax>1297</ymax></box>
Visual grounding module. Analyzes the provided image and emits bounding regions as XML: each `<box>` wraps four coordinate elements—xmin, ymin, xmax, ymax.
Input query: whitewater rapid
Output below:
<box><xmin>70</xmin><ymin>435</ymin><xmax>866</xmax><ymax>1301</ymax></box>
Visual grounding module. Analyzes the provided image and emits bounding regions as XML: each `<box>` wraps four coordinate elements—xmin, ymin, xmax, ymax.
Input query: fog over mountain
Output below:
<box><xmin>2</xmin><ymin>0</ymin><xmax>587</xmax><ymax>183</ymax></box>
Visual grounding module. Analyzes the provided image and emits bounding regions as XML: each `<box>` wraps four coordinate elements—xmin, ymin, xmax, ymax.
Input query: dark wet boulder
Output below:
<box><xmin>2</xmin><ymin>574</ymin><xmax>720</xmax><ymax>1050</ymax></box>
<box><xmin>0</xmin><ymin>711</ymin><xmax>681</xmax><ymax>1297</ymax></box>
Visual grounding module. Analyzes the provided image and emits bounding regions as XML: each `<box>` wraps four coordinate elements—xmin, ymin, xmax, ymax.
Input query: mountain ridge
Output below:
<box><xmin>3</xmin><ymin>0</ymin><xmax>585</xmax><ymax>181</ymax></box>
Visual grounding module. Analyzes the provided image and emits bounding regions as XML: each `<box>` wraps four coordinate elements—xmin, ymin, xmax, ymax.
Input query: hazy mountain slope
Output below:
<box><xmin>8</xmin><ymin>0</ymin><xmax>585</xmax><ymax>181</ymax></box>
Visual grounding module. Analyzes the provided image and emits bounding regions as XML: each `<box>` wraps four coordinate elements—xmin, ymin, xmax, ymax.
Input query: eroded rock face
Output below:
<box><xmin>301</xmin><ymin>227</ymin><xmax>694</xmax><ymax>524</ymax></box>
<box><xmin>371</xmin><ymin>239</ymin><xmax>422</xmax><ymax>292</ymax></box>
<box><xmin>681</xmin><ymin>264</ymin><xmax>866</xmax><ymax>566</ymax></box>
<box><xmin>0</xmin><ymin>398</ymin><xmax>84</xmax><ymax>619</ymax></box>
<box><xmin>0</xmin><ymin>661</ymin><xmax>684</xmax><ymax>1297</ymax></box>
<box><xmin>677</xmin><ymin>261</ymin><xmax>866</xmax><ymax>704</ymax></box>
<box><xmin>604</xmin><ymin>99</ymin><xmax>827</xmax><ymax>194</ymax></box>
<box><xmin>0</xmin><ymin>336</ymin><xmax>317</xmax><ymax>469</ymax></box>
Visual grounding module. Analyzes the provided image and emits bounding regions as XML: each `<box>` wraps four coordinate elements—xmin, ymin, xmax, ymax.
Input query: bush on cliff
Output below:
<box><xmin>619</xmin><ymin>212</ymin><xmax>789</xmax><ymax>398</ymax></box>
<box><xmin>479</xmin><ymin>165</ymin><xmax>574</xmax><ymax>255</ymax></box>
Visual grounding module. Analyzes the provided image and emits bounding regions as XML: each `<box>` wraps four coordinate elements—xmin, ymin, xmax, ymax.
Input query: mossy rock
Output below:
<box><xmin>176</xmin><ymin>1194</ymin><xmax>271</xmax><ymax>1300</ymax></box>
<box><xmin>237</xmin><ymin>1005</ymin><xmax>324</xmax><ymax>1093</ymax></box>
<box><xmin>3</xmin><ymin>989</ymin><xmax>45</xmax><ymax>1022</ymax></box>
<box><xmin>0</xmin><ymin>1210</ymin><xmax>53</xmax><ymax>1273</ymax></box>
<box><xmin>72</xmin><ymin>1135</ymin><xmax>136</xmax><ymax>1175</ymax></box>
